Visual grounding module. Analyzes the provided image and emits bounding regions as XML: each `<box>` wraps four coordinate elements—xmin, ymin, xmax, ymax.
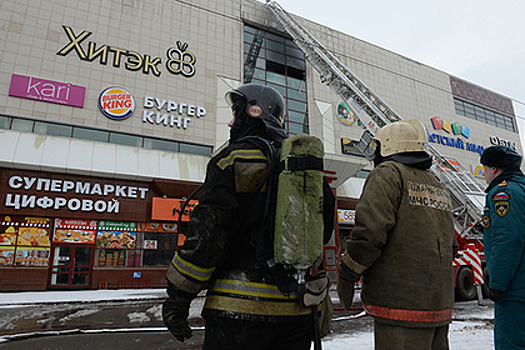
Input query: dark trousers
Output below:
<box><xmin>374</xmin><ymin>320</ymin><xmax>450</xmax><ymax>350</ymax></box>
<box><xmin>202</xmin><ymin>316</ymin><xmax>313</xmax><ymax>350</ymax></box>
<box><xmin>494</xmin><ymin>300</ymin><xmax>525</xmax><ymax>349</ymax></box>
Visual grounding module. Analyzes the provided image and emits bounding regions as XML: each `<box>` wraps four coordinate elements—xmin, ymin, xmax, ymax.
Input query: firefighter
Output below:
<box><xmin>337</xmin><ymin>119</ymin><xmax>458</xmax><ymax>350</ymax></box>
<box><xmin>480</xmin><ymin>145</ymin><xmax>525</xmax><ymax>350</ymax></box>
<box><xmin>162</xmin><ymin>84</ymin><xmax>335</xmax><ymax>350</ymax></box>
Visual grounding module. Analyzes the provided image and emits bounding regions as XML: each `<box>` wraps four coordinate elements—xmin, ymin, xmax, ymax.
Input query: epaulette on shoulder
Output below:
<box><xmin>497</xmin><ymin>180</ymin><xmax>509</xmax><ymax>189</ymax></box>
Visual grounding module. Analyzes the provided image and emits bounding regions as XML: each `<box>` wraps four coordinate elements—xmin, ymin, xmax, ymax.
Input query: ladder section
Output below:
<box><xmin>266</xmin><ymin>1</ymin><xmax>401</xmax><ymax>135</ymax></box>
<box><xmin>430</xmin><ymin>145</ymin><xmax>486</xmax><ymax>237</ymax></box>
<box><xmin>265</xmin><ymin>0</ymin><xmax>486</xmax><ymax>238</ymax></box>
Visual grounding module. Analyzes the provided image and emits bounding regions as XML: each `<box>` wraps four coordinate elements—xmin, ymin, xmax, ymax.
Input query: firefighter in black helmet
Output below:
<box><xmin>226</xmin><ymin>83</ymin><xmax>288</xmax><ymax>144</ymax></box>
<box><xmin>162</xmin><ymin>84</ymin><xmax>335</xmax><ymax>349</ymax></box>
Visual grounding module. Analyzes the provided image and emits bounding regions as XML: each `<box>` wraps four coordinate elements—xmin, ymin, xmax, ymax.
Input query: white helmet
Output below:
<box><xmin>371</xmin><ymin>119</ymin><xmax>429</xmax><ymax>157</ymax></box>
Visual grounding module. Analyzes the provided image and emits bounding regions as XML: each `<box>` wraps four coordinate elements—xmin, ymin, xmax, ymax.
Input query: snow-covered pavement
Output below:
<box><xmin>0</xmin><ymin>289</ymin><xmax>496</xmax><ymax>349</ymax></box>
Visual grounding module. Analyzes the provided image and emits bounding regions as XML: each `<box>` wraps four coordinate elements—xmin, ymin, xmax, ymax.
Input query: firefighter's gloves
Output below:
<box><xmin>163</xmin><ymin>283</ymin><xmax>195</xmax><ymax>342</ymax></box>
<box><xmin>488</xmin><ymin>288</ymin><xmax>506</xmax><ymax>303</ymax></box>
<box><xmin>337</xmin><ymin>261</ymin><xmax>361</xmax><ymax>310</ymax></box>
<box><xmin>302</xmin><ymin>276</ymin><xmax>330</xmax><ymax>308</ymax></box>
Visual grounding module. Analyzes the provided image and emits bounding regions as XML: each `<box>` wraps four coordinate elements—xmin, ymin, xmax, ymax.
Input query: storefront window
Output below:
<box><xmin>93</xmin><ymin>221</ymin><xmax>180</xmax><ymax>268</ymax></box>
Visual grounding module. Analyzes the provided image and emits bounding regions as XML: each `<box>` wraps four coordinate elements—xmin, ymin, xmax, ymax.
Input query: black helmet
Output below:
<box><xmin>225</xmin><ymin>84</ymin><xmax>288</xmax><ymax>143</ymax></box>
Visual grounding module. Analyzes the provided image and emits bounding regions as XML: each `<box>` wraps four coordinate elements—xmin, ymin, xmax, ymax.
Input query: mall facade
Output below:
<box><xmin>0</xmin><ymin>0</ymin><xmax>521</xmax><ymax>291</ymax></box>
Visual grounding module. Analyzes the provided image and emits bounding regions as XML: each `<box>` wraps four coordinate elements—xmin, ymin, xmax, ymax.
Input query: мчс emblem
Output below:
<box><xmin>494</xmin><ymin>201</ymin><xmax>510</xmax><ymax>217</ymax></box>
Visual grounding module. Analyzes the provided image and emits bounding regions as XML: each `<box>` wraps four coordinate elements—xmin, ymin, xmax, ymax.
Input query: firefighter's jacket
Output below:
<box><xmin>484</xmin><ymin>170</ymin><xmax>525</xmax><ymax>302</ymax></box>
<box><xmin>166</xmin><ymin>140</ymin><xmax>335</xmax><ymax>322</ymax></box>
<box><xmin>344</xmin><ymin>160</ymin><xmax>457</xmax><ymax>327</ymax></box>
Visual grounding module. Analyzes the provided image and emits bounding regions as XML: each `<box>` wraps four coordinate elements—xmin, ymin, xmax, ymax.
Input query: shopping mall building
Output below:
<box><xmin>0</xmin><ymin>0</ymin><xmax>521</xmax><ymax>291</ymax></box>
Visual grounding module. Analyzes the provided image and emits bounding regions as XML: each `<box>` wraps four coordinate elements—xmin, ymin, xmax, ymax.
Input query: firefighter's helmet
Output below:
<box><xmin>225</xmin><ymin>84</ymin><xmax>286</xmax><ymax>127</ymax></box>
<box><xmin>371</xmin><ymin>119</ymin><xmax>429</xmax><ymax>157</ymax></box>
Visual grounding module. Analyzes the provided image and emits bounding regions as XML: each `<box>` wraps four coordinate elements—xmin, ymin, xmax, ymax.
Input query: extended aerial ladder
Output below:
<box><xmin>265</xmin><ymin>0</ymin><xmax>486</xmax><ymax>300</ymax></box>
<box><xmin>265</xmin><ymin>0</ymin><xmax>485</xmax><ymax>239</ymax></box>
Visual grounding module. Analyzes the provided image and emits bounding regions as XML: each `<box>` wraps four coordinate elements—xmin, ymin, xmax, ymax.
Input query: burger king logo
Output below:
<box><xmin>99</xmin><ymin>87</ymin><xmax>135</xmax><ymax>120</ymax></box>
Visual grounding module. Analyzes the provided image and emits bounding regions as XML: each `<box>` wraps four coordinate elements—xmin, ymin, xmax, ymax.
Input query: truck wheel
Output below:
<box><xmin>455</xmin><ymin>267</ymin><xmax>477</xmax><ymax>301</ymax></box>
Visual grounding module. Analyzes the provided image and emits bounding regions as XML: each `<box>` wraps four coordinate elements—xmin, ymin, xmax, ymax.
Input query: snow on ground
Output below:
<box><xmin>0</xmin><ymin>289</ymin><xmax>496</xmax><ymax>349</ymax></box>
<box><xmin>0</xmin><ymin>289</ymin><xmax>168</xmax><ymax>307</ymax></box>
<box><xmin>322</xmin><ymin>321</ymin><xmax>494</xmax><ymax>350</ymax></box>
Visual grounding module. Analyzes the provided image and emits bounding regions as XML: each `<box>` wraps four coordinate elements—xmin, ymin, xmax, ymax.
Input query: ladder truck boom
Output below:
<box><xmin>265</xmin><ymin>0</ymin><xmax>486</xmax><ymax>241</ymax></box>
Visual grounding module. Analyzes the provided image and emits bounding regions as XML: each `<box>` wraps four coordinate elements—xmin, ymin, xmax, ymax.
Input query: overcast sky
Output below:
<box><xmin>268</xmin><ymin>0</ymin><xmax>525</xmax><ymax>152</ymax></box>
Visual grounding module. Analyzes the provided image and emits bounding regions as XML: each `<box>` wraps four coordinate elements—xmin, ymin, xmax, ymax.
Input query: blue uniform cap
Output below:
<box><xmin>480</xmin><ymin>145</ymin><xmax>522</xmax><ymax>170</ymax></box>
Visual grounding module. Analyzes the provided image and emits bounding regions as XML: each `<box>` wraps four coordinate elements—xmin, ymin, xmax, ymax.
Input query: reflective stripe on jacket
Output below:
<box><xmin>165</xmin><ymin>141</ymin><xmax>328</xmax><ymax>321</ymax></box>
<box><xmin>346</xmin><ymin>160</ymin><xmax>457</xmax><ymax>327</ymax></box>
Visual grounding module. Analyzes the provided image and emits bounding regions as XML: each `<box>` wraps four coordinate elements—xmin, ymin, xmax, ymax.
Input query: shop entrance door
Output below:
<box><xmin>49</xmin><ymin>245</ymin><xmax>94</xmax><ymax>288</ymax></box>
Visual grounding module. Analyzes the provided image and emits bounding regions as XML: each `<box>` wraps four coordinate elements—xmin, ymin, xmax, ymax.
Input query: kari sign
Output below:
<box><xmin>9</xmin><ymin>74</ymin><xmax>86</xmax><ymax>107</ymax></box>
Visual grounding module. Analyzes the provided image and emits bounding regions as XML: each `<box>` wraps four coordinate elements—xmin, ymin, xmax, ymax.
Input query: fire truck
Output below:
<box><xmin>265</xmin><ymin>1</ymin><xmax>487</xmax><ymax>301</ymax></box>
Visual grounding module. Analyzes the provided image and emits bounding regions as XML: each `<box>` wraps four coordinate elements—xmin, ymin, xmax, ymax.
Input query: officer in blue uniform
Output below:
<box><xmin>481</xmin><ymin>145</ymin><xmax>525</xmax><ymax>350</ymax></box>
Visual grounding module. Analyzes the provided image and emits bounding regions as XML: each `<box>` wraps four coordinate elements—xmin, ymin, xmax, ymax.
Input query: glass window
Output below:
<box><xmin>139</xmin><ymin>233</ymin><xmax>178</xmax><ymax>250</ymax></box>
<box><xmin>244</xmin><ymin>24</ymin><xmax>309</xmax><ymax>135</ymax></box>
<box><xmin>287</xmin><ymin>57</ymin><xmax>306</xmax><ymax>70</ymax></box>
<box><xmin>142</xmin><ymin>250</ymin><xmax>175</xmax><ymax>266</ymax></box>
<box><xmin>244</xmin><ymin>78</ymin><xmax>265</xmax><ymax>86</ymax></box>
<box><xmin>73</xmin><ymin>127</ymin><xmax>109</xmax><ymax>142</ymax></box>
<box><xmin>266</xmin><ymin>32</ymin><xmax>285</xmax><ymax>43</ymax></box>
<box><xmin>0</xmin><ymin>115</ymin><xmax>11</xmax><ymax>129</ymax></box>
<box><xmin>288</xmin><ymin>99</ymin><xmax>307</xmax><ymax>113</ymax></box>
<box><xmin>495</xmin><ymin>114</ymin><xmax>505</xmax><ymax>124</ymax></box>
<box><xmin>289</xmin><ymin>111</ymin><xmax>308</xmax><ymax>124</ymax></box>
<box><xmin>109</xmin><ymin>133</ymin><xmax>142</xmax><ymax>147</ymax></box>
<box><xmin>267</xmin><ymin>82</ymin><xmax>287</xmax><ymax>97</ymax></box>
<box><xmin>266</xmin><ymin>51</ymin><xmax>285</xmax><ymax>64</ymax></box>
<box><xmin>11</xmin><ymin>118</ymin><xmax>33</xmax><ymax>132</ymax></box>
<box><xmin>267</xmin><ymin>71</ymin><xmax>287</xmax><ymax>86</ymax></box>
<box><xmin>144</xmin><ymin>138</ymin><xmax>179</xmax><ymax>152</ymax></box>
<box><xmin>287</xmin><ymin>88</ymin><xmax>307</xmax><ymax>102</ymax></box>
<box><xmin>244</xmin><ymin>25</ymin><xmax>258</xmax><ymax>35</ymax></box>
<box><xmin>266</xmin><ymin>61</ymin><xmax>286</xmax><ymax>75</ymax></box>
<box><xmin>287</xmin><ymin>77</ymin><xmax>306</xmax><ymax>91</ymax></box>
<box><xmin>34</xmin><ymin>122</ymin><xmax>72</xmax><ymax>137</ymax></box>
<box><xmin>266</xmin><ymin>39</ymin><xmax>285</xmax><ymax>54</ymax></box>
<box><xmin>287</xmin><ymin>66</ymin><xmax>306</xmax><ymax>81</ymax></box>
<box><xmin>244</xmin><ymin>32</ymin><xmax>256</xmax><ymax>43</ymax></box>
<box><xmin>286</xmin><ymin>45</ymin><xmax>305</xmax><ymax>59</ymax></box>
<box><xmin>288</xmin><ymin>122</ymin><xmax>309</xmax><ymax>135</ymax></box>
<box><xmin>244</xmin><ymin>38</ymin><xmax>265</xmax><ymax>53</ymax></box>
<box><xmin>244</xmin><ymin>54</ymin><xmax>265</xmax><ymax>69</ymax></box>
<box><xmin>487</xmin><ymin>119</ymin><xmax>496</xmax><ymax>126</ymax></box>
<box><xmin>95</xmin><ymin>249</ymin><xmax>132</xmax><ymax>267</ymax></box>
<box><xmin>180</xmin><ymin>143</ymin><xmax>212</xmax><ymax>157</ymax></box>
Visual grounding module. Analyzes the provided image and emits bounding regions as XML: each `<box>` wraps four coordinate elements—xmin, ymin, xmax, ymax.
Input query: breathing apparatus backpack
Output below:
<box><xmin>237</xmin><ymin>134</ymin><xmax>328</xmax><ymax>300</ymax></box>
<box><xmin>178</xmin><ymin>134</ymin><xmax>329</xmax><ymax>303</ymax></box>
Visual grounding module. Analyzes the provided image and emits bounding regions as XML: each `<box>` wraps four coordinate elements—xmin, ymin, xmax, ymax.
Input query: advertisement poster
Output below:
<box><xmin>14</xmin><ymin>247</ymin><xmax>50</xmax><ymax>267</ymax></box>
<box><xmin>54</xmin><ymin>218</ymin><xmax>97</xmax><ymax>244</ymax></box>
<box><xmin>0</xmin><ymin>228</ymin><xmax>16</xmax><ymax>246</ymax></box>
<box><xmin>98</xmin><ymin>221</ymin><xmax>137</xmax><ymax>231</ymax></box>
<box><xmin>0</xmin><ymin>247</ymin><xmax>15</xmax><ymax>265</ymax></box>
<box><xmin>137</xmin><ymin>222</ymin><xmax>177</xmax><ymax>233</ymax></box>
<box><xmin>16</xmin><ymin>227</ymin><xmax>51</xmax><ymax>247</ymax></box>
<box><xmin>96</xmin><ymin>231</ymin><xmax>136</xmax><ymax>249</ymax></box>
<box><xmin>54</xmin><ymin>230</ymin><xmax>96</xmax><ymax>244</ymax></box>
<box><xmin>0</xmin><ymin>216</ymin><xmax>51</xmax><ymax>247</ymax></box>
